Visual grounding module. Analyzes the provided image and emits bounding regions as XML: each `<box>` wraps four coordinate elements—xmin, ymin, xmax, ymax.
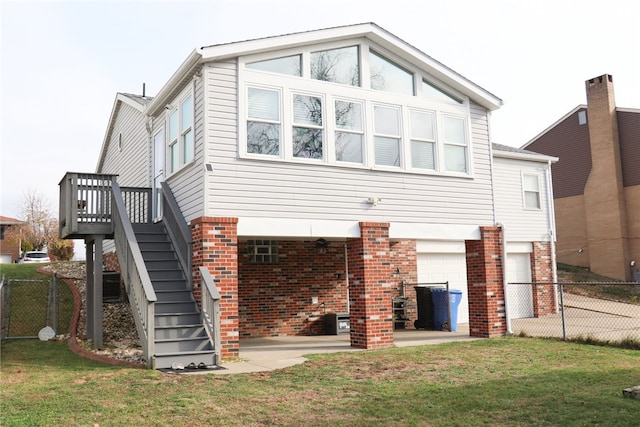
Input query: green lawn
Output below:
<box><xmin>2</xmin><ymin>337</ymin><xmax>639</xmax><ymax>426</ymax></box>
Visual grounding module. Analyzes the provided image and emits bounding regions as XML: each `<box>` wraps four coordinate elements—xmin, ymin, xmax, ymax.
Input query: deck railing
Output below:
<box><xmin>111</xmin><ymin>180</ymin><xmax>157</xmax><ymax>368</ymax></box>
<box><xmin>59</xmin><ymin>173</ymin><xmax>116</xmax><ymax>238</ymax></box>
<box><xmin>161</xmin><ymin>182</ymin><xmax>193</xmax><ymax>288</ymax></box>
<box><xmin>199</xmin><ymin>266</ymin><xmax>222</xmax><ymax>364</ymax></box>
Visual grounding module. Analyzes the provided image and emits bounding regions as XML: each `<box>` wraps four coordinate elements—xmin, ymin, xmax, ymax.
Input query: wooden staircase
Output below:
<box><xmin>134</xmin><ymin>223</ymin><xmax>216</xmax><ymax>369</ymax></box>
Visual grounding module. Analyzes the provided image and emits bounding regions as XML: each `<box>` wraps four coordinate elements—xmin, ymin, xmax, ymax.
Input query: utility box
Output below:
<box><xmin>103</xmin><ymin>271</ymin><xmax>122</xmax><ymax>302</ymax></box>
<box><xmin>325</xmin><ymin>312</ymin><xmax>350</xmax><ymax>335</ymax></box>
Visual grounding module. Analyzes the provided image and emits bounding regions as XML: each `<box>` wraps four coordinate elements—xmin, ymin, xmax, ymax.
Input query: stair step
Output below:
<box><xmin>139</xmin><ymin>251</ymin><xmax>176</xmax><ymax>261</ymax></box>
<box><xmin>153</xmin><ymin>280</ymin><xmax>190</xmax><ymax>291</ymax></box>
<box><xmin>155</xmin><ymin>325</ymin><xmax>205</xmax><ymax>340</ymax></box>
<box><xmin>155</xmin><ymin>289</ymin><xmax>195</xmax><ymax>302</ymax></box>
<box><xmin>136</xmin><ymin>233</ymin><xmax>170</xmax><ymax>243</ymax></box>
<box><xmin>139</xmin><ymin>241</ymin><xmax>173</xmax><ymax>251</ymax></box>
<box><xmin>154</xmin><ymin>350</ymin><xmax>217</xmax><ymax>370</ymax></box>
<box><xmin>148</xmin><ymin>269</ymin><xmax>184</xmax><ymax>280</ymax></box>
<box><xmin>155</xmin><ymin>313</ymin><xmax>201</xmax><ymax>327</ymax></box>
<box><xmin>146</xmin><ymin>259</ymin><xmax>180</xmax><ymax>270</ymax></box>
<box><xmin>156</xmin><ymin>301</ymin><xmax>198</xmax><ymax>314</ymax></box>
<box><xmin>155</xmin><ymin>336</ymin><xmax>212</xmax><ymax>353</ymax></box>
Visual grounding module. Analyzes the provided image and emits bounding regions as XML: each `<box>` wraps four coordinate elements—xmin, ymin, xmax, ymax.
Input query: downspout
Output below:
<box><xmin>546</xmin><ymin>160</ymin><xmax>559</xmax><ymax>312</ymax></box>
<box><xmin>496</xmin><ymin>221</ymin><xmax>513</xmax><ymax>334</ymax></box>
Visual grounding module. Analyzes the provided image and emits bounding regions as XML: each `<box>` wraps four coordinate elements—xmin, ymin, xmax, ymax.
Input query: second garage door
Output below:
<box><xmin>416</xmin><ymin>253</ymin><xmax>469</xmax><ymax>324</ymax></box>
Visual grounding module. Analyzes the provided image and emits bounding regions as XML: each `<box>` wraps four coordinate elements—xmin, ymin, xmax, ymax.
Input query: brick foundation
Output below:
<box><xmin>191</xmin><ymin>217</ymin><xmax>239</xmax><ymax>358</ymax></box>
<box><xmin>530</xmin><ymin>241</ymin><xmax>557</xmax><ymax>316</ymax></box>
<box><xmin>346</xmin><ymin>222</ymin><xmax>394</xmax><ymax>349</ymax></box>
<box><xmin>465</xmin><ymin>226</ymin><xmax>507</xmax><ymax>337</ymax></box>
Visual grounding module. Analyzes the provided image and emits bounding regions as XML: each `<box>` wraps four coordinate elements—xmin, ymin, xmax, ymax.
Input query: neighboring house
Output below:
<box><xmin>59</xmin><ymin>23</ymin><xmax>557</xmax><ymax>368</ymax></box>
<box><xmin>523</xmin><ymin>74</ymin><xmax>640</xmax><ymax>281</ymax></box>
<box><xmin>0</xmin><ymin>216</ymin><xmax>23</xmax><ymax>263</ymax></box>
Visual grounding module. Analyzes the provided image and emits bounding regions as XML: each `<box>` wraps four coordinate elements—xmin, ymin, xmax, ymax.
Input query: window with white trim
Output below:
<box><xmin>335</xmin><ymin>99</ymin><xmax>364</xmax><ymax>163</ymax></box>
<box><xmin>442</xmin><ymin>115</ymin><xmax>468</xmax><ymax>173</ymax></box>
<box><xmin>410</xmin><ymin>110</ymin><xmax>436</xmax><ymax>170</ymax></box>
<box><xmin>373</xmin><ymin>105</ymin><xmax>401</xmax><ymax>167</ymax></box>
<box><xmin>247</xmin><ymin>240</ymin><xmax>279</xmax><ymax>264</ymax></box>
<box><xmin>167</xmin><ymin>91</ymin><xmax>194</xmax><ymax>174</ymax></box>
<box><xmin>292</xmin><ymin>94</ymin><xmax>324</xmax><ymax>159</ymax></box>
<box><xmin>247</xmin><ymin>87</ymin><xmax>281</xmax><ymax>156</ymax></box>
<box><xmin>522</xmin><ymin>172</ymin><xmax>541</xmax><ymax>209</ymax></box>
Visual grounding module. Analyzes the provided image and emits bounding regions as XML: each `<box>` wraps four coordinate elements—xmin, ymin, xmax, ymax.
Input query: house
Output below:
<box><xmin>0</xmin><ymin>215</ymin><xmax>23</xmax><ymax>263</ymax></box>
<box><xmin>59</xmin><ymin>23</ymin><xmax>557</xmax><ymax>368</ymax></box>
<box><xmin>523</xmin><ymin>74</ymin><xmax>640</xmax><ymax>281</ymax></box>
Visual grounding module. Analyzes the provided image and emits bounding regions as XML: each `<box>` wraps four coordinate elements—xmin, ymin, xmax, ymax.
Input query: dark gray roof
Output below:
<box><xmin>492</xmin><ymin>143</ymin><xmax>546</xmax><ymax>156</ymax></box>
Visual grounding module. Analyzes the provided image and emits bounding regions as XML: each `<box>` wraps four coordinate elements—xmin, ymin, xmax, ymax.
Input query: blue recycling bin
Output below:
<box><xmin>431</xmin><ymin>288</ymin><xmax>463</xmax><ymax>332</ymax></box>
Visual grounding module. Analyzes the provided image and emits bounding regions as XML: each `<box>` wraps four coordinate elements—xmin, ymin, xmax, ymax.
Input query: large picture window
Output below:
<box><xmin>241</xmin><ymin>42</ymin><xmax>471</xmax><ymax>176</ymax></box>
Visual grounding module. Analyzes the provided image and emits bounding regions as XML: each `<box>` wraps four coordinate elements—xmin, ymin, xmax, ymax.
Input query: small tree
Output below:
<box><xmin>17</xmin><ymin>189</ymin><xmax>58</xmax><ymax>253</ymax></box>
<box><xmin>48</xmin><ymin>236</ymin><xmax>75</xmax><ymax>261</ymax></box>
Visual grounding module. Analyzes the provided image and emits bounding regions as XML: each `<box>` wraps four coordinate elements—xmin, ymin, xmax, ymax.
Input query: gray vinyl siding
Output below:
<box><xmin>203</xmin><ymin>58</ymin><xmax>495</xmax><ymax>226</ymax></box>
<box><xmin>493</xmin><ymin>157</ymin><xmax>553</xmax><ymax>241</ymax></box>
<box><xmin>100</xmin><ymin>102</ymin><xmax>149</xmax><ymax>187</ymax></box>
<box><xmin>164</xmin><ymin>75</ymin><xmax>206</xmax><ymax>221</ymax></box>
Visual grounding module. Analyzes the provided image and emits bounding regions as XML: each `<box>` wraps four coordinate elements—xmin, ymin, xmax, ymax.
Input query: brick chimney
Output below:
<box><xmin>583</xmin><ymin>74</ymin><xmax>630</xmax><ymax>280</ymax></box>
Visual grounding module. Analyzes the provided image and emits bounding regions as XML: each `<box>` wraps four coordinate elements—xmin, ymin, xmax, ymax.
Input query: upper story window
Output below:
<box><xmin>167</xmin><ymin>91</ymin><xmax>194</xmax><ymax>174</ymax></box>
<box><xmin>292</xmin><ymin>94</ymin><xmax>324</xmax><ymax>159</ymax></box>
<box><xmin>247</xmin><ymin>87</ymin><xmax>281</xmax><ymax>156</ymax></box>
<box><xmin>247</xmin><ymin>54</ymin><xmax>301</xmax><ymax>76</ymax></box>
<box><xmin>311</xmin><ymin>46</ymin><xmax>360</xmax><ymax>86</ymax></box>
<box><xmin>369</xmin><ymin>50</ymin><xmax>414</xmax><ymax>96</ymax></box>
<box><xmin>335</xmin><ymin>99</ymin><xmax>364</xmax><ymax>164</ymax></box>
<box><xmin>239</xmin><ymin>41</ymin><xmax>471</xmax><ymax>176</ymax></box>
<box><xmin>522</xmin><ymin>172</ymin><xmax>541</xmax><ymax>209</ymax></box>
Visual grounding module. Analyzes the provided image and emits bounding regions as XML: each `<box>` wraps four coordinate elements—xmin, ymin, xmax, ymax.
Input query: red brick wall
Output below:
<box><xmin>389</xmin><ymin>240</ymin><xmax>418</xmax><ymax>328</ymax></box>
<box><xmin>191</xmin><ymin>217</ymin><xmax>239</xmax><ymax>358</ymax></box>
<box><xmin>465</xmin><ymin>226</ymin><xmax>507</xmax><ymax>337</ymax></box>
<box><xmin>347</xmin><ymin>222</ymin><xmax>394</xmax><ymax>349</ymax></box>
<box><xmin>238</xmin><ymin>240</ymin><xmax>348</xmax><ymax>337</ymax></box>
<box><xmin>530</xmin><ymin>241</ymin><xmax>557</xmax><ymax>316</ymax></box>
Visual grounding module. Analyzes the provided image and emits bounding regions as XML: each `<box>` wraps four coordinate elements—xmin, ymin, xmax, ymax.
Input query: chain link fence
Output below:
<box><xmin>1</xmin><ymin>275</ymin><xmax>74</xmax><ymax>340</ymax></box>
<box><xmin>508</xmin><ymin>282</ymin><xmax>640</xmax><ymax>345</ymax></box>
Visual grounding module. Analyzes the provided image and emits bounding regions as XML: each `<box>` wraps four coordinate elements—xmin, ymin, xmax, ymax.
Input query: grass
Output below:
<box><xmin>1</xmin><ymin>337</ymin><xmax>639</xmax><ymax>426</ymax></box>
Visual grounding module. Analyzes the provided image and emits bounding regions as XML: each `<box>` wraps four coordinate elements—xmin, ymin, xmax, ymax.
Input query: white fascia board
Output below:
<box><xmin>493</xmin><ymin>150</ymin><xmax>558</xmax><ymax>164</ymax></box>
<box><xmin>200</xmin><ymin>23</ymin><xmax>502</xmax><ymax>111</ymax></box>
<box><xmin>146</xmin><ymin>49</ymin><xmax>203</xmax><ymax>116</ymax></box>
<box><xmin>237</xmin><ymin>217</ymin><xmax>361</xmax><ymax>238</ymax></box>
<box><xmin>390</xmin><ymin>223</ymin><xmax>481</xmax><ymax>241</ymax></box>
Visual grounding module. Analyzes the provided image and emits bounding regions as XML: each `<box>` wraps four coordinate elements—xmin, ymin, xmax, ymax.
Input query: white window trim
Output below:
<box><xmin>166</xmin><ymin>86</ymin><xmax>195</xmax><ymax>176</ymax></box>
<box><xmin>238</xmin><ymin>39</ymin><xmax>474</xmax><ymax>177</ymax></box>
<box><xmin>522</xmin><ymin>171</ymin><xmax>542</xmax><ymax>210</ymax></box>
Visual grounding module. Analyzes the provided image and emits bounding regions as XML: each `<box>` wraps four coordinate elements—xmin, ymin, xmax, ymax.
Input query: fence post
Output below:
<box><xmin>559</xmin><ymin>283</ymin><xmax>567</xmax><ymax>341</ymax></box>
<box><xmin>52</xmin><ymin>275</ymin><xmax>58</xmax><ymax>334</ymax></box>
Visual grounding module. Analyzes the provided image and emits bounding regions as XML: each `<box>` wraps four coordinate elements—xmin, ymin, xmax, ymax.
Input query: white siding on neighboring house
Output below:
<box><xmin>203</xmin><ymin>58</ymin><xmax>495</xmax><ymax>229</ymax></box>
<box><xmin>99</xmin><ymin>102</ymin><xmax>149</xmax><ymax>187</ymax></box>
<box><xmin>493</xmin><ymin>156</ymin><xmax>554</xmax><ymax>242</ymax></box>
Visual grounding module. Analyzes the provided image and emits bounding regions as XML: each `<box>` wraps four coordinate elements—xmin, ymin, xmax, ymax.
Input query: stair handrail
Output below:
<box><xmin>199</xmin><ymin>266</ymin><xmax>222</xmax><ymax>364</ymax></box>
<box><xmin>111</xmin><ymin>179</ymin><xmax>157</xmax><ymax>368</ymax></box>
<box><xmin>161</xmin><ymin>181</ymin><xmax>192</xmax><ymax>288</ymax></box>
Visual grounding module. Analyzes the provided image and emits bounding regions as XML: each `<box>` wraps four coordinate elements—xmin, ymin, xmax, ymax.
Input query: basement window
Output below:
<box><xmin>247</xmin><ymin>240</ymin><xmax>279</xmax><ymax>264</ymax></box>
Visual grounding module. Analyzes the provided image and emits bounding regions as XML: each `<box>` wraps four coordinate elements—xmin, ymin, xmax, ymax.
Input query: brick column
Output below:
<box><xmin>465</xmin><ymin>226</ymin><xmax>507</xmax><ymax>337</ymax></box>
<box><xmin>530</xmin><ymin>241</ymin><xmax>556</xmax><ymax>316</ymax></box>
<box><xmin>346</xmin><ymin>222</ymin><xmax>394</xmax><ymax>349</ymax></box>
<box><xmin>191</xmin><ymin>216</ymin><xmax>239</xmax><ymax>358</ymax></box>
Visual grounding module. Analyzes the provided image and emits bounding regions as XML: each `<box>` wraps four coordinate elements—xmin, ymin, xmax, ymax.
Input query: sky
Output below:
<box><xmin>1</xmin><ymin>0</ymin><xmax>639</xmax><ymax>223</ymax></box>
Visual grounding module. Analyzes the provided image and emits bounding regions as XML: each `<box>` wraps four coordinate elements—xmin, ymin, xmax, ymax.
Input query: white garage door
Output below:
<box><xmin>0</xmin><ymin>254</ymin><xmax>12</xmax><ymax>264</ymax></box>
<box><xmin>506</xmin><ymin>253</ymin><xmax>534</xmax><ymax>318</ymax></box>
<box><xmin>417</xmin><ymin>253</ymin><xmax>469</xmax><ymax>324</ymax></box>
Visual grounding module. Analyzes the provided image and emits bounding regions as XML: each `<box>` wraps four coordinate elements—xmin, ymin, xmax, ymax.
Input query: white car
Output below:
<box><xmin>21</xmin><ymin>251</ymin><xmax>51</xmax><ymax>263</ymax></box>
